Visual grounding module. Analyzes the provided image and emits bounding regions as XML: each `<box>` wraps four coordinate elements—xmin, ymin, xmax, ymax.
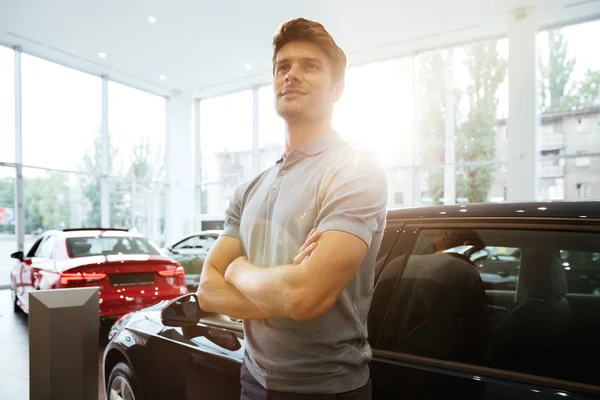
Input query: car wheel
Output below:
<box><xmin>10</xmin><ymin>286</ymin><xmax>19</xmax><ymax>313</ymax></box>
<box><xmin>107</xmin><ymin>362</ymin><xmax>143</xmax><ymax>400</ymax></box>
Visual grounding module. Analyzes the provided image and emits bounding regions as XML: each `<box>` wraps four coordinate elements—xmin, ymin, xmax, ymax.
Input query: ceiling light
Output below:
<box><xmin>245</xmin><ymin>64</ymin><xmax>253</xmax><ymax>71</ymax></box>
<box><xmin>159</xmin><ymin>75</ymin><xmax>166</xmax><ymax>80</ymax></box>
<box><xmin>98</xmin><ymin>52</ymin><xmax>107</xmax><ymax>59</ymax></box>
<box><xmin>148</xmin><ymin>16</ymin><xmax>157</xmax><ymax>23</ymax></box>
<box><xmin>516</xmin><ymin>210</ymin><xmax>525</xmax><ymax>213</ymax></box>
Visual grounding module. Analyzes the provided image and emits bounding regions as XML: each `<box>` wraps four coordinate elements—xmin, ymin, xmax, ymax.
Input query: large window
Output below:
<box><xmin>21</xmin><ymin>54</ymin><xmax>101</xmax><ymax>171</ymax></box>
<box><xmin>108</xmin><ymin>82</ymin><xmax>167</xmax><ymax>243</ymax></box>
<box><xmin>108</xmin><ymin>82</ymin><xmax>166</xmax><ymax>179</ymax></box>
<box><xmin>258</xmin><ymin>85</ymin><xmax>285</xmax><ymax>167</ymax></box>
<box><xmin>334</xmin><ymin>58</ymin><xmax>415</xmax><ymax>169</ymax></box>
<box><xmin>416</xmin><ymin>39</ymin><xmax>508</xmax><ymax>206</ymax></box>
<box><xmin>108</xmin><ymin>177</ymin><xmax>167</xmax><ymax>246</ymax></box>
<box><xmin>0</xmin><ymin>46</ymin><xmax>14</xmax><ymax>164</ymax></box>
<box><xmin>537</xmin><ymin>20</ymin><xmax>600</xmax><ymax>201</ymax></box>
<box><xmin>22</xmin><ymin>168</ymin><xmax>89</xmax><ymax>233</ymax></box>
<box><xmin>200</xmin><ymin>90</ymin><xmax>253</xmax><ymax>217</ymax></box>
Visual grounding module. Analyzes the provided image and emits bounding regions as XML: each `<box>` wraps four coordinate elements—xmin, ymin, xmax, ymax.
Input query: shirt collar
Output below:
<box><xmin>276</xmin><ymin>130</ymin><xmax>340</xmax><ymax>164</ymax></box>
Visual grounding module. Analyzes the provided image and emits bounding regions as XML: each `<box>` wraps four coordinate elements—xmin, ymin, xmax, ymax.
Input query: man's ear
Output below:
<box><xmin>331</xmin><ymin>80</ymin><xmax>345</xmax><ymax>103</ymax></box>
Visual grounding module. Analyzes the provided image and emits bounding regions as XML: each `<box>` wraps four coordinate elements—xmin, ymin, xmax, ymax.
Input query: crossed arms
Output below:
<box><xmin>196</xmin><ymin>229</ymin><xmax>368</xmax><ymax>321</ymax></box>
<box><xmin>197</xmin><ymin>153</ymin><xmax>388</xmax><ymax>322</ymax></box>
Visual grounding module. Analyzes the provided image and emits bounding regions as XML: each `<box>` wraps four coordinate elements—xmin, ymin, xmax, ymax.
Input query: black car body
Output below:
<box><xmin>103</xmin><ymin>202</ymin><xmax>600</xmax><ymax>399</ymax></box>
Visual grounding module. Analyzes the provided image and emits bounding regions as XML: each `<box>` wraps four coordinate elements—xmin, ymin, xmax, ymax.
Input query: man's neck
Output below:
<box><xmin>284</xmin><ymin>118</ymin><xmax>333</xmax><ymax>154</ymax></box>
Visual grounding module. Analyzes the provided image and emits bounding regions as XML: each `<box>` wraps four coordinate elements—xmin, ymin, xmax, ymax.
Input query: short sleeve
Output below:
<box><xmin>315</xmin><ymin>152</ymin><xmax>388</xmax><ymax>247</ymax></box>
<box><xmin>221</xmin><ymin>183</ymin><xmax>244</xmax><ymax>240</ymax></box>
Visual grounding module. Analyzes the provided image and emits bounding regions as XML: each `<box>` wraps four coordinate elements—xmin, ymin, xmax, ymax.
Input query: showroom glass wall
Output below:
<box><xmin>536</xmin><ymin>20</ymin><xmax>600</xmax><ymax>201</ymax></box>
<box><xmin>0</xmin><ymin>47</ymin><xmax>168</xmax><ymax>287</ymax></box>
<box><xmin>195</xmin><ymin>19</ymin><xmax>600</xmax><ymax>222</ymax></box>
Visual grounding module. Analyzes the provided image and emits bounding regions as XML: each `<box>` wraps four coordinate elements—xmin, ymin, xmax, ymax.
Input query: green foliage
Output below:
<box><xmin>23</xmin><ymin>171</ymin><xmax>71</xmax><ymax>232</ymax></box>
<box><xmin>456</xmin><ymin>41</ymin><xmax>507</xmax><ymax>203</ymax></box>
<box><xmin>539</xmin><ymin>30</ymin><xmax>578</xmax><ymax>112</ymax></box>
<box><xmin>418</xmin><ymin>41</ymin><xmax>506</xmax><ymax>204</ymax></box>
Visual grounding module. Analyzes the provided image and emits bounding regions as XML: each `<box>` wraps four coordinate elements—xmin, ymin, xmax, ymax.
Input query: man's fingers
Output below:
<box><xmin>299</xmin><ymin>230</ymin><xmax>321</xmax><ymax>253</ymax></box>
<box><xmin>294</xmin><ymin>242</ymin><xmax>317</xmax><ymax>264</ymax></box>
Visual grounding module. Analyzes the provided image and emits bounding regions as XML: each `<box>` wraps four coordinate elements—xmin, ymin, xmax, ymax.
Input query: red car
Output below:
<box><xmin>9</xmin><ymin>228</ymin><xmax>188</xmax><ymax>319</ymax></box>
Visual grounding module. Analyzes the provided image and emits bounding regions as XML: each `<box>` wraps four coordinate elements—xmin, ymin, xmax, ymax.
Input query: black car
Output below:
<box><xmin>103</xmin><ymin>202</ymin><xmax>600</xmax><ymax>399</ymax></box>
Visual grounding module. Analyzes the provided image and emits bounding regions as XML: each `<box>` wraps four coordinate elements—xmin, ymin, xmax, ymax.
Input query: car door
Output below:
<box><xmin>147</xmin><ymin>316</ymin><xmax>244</xmax><ymax>400</ymax></box>
<box><xmin>370</xmin><ymin>221</ymin><xmax>600</xmax><ymax>399</ymax></box>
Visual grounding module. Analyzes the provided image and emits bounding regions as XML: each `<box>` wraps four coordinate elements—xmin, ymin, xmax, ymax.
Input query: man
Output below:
<box><xmin>197</xmin><ymin>17</ymin><xmax>388</xmax><ymax>399</ymax></box>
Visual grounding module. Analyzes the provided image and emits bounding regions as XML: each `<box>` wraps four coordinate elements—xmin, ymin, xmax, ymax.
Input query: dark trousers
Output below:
<box><xmin>240</xmin><ymin>362</ymin><xmax>372</xmax><ymax>400</ymax></box>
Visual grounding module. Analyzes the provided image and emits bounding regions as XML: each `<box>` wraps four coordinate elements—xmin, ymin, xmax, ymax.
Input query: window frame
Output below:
<box><xmin>373</xmin><ymin>217</ymin><xmax>600</xmax><ymax>398</ymax></box>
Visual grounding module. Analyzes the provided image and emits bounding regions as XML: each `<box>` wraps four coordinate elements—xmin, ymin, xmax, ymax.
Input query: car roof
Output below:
<box><xmin>181</xmin><ymin>230</ymin><xmax>223</xmax><ymax>237</ymax></box>
<box><xmin>387</xmin><ymin>201</ymin><xmax>600</xmax><ymax>221</ymax></box>
<box><xmin>44</xmin><ymin>229</ymin><xmax>148</xmax><ymax>239</ymax></box>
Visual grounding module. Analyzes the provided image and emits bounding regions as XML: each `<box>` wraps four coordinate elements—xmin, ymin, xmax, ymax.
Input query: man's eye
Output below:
<box><xmin>306</xmin><ymin>64</ymin><xmax>318</xmax><ymax>70</ymax></box>
<box><xmin>276</xmin><ymin>65</ymin><xmax>289</xmax><ymax>74</ymax></box>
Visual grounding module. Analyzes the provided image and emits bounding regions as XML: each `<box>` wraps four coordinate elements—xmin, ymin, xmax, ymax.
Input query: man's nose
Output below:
<box><xmin>284</xmin><ymin>64</ymin><xmax>301</xmax><ymax>84</ymax></box>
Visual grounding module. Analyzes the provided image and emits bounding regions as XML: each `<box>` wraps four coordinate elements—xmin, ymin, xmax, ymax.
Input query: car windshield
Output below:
<box><xmin>66</xmin><ymin>236</ymin><xmax>161</xmax><ymax>258</ymax></box>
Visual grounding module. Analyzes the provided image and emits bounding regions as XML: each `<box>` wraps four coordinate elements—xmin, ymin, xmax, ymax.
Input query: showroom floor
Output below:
<box><xmin>0</xmin><ymin>290</ymin><xmax>108</xmax><ymax>400</ymax></box>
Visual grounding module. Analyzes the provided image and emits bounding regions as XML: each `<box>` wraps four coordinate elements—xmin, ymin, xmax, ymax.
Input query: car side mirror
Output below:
<box><xmin>161</xmin><ymin>293</ymin><xmax>204</xmax><ymax>327</ymax></box>
<box><xmin>11</xmin><ymin>251</ymin><xmax>24</xmax><ymax>262</ymax></box>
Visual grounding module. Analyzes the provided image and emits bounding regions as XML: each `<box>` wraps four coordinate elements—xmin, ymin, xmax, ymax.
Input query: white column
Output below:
<box><xmin>14</xmin><ymin>47</ymin><xmax>24</xmax><ymax>251</ymax></box>
<box><xmin>252</xmin><ymin>86</ymin><xmax>260</xmax><ymax>175</ymax></box>
<box><xmin>100</xmin><ymin>77</ymin><xmax>110</xmax><ymax>227</ymax></box>
<box><xmin>165</xmin><ymin>91</ymin><xmax>194</xmax><ymax>245</ymax></box>
<box><xmin>443</xmin><ymin>50</ymin><xmax>456</xmax><ymax>205</ymax></box>
<box><xmin>507</xmin><ymin>7</ymin><xmax>538</xmax><ymax>201</ymax></box>
<box><xmin>194</xmin><ymin>98</ymin><xmax>203</xmax><ymax>224</ymax></box>
<box><xmin>412</xmin><ymin>55</ymin><xmax>422</xmax><ymax>206</ymax></box>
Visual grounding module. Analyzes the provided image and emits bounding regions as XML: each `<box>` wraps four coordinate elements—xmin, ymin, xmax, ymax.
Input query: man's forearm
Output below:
<box><xmin>225</xmin><ymin>259</ymin><xmax>304</xmax><ymax>319</ymax></box>
<box><xmin>197</xmin><ymin>264</ymin><xmax>270</xmax><ymax>320</ymax></box>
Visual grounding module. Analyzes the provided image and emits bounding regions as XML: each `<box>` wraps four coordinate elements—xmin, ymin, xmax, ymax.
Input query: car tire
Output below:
<box><xmin>107</xmin><ymin>362</ymin><xmax>144</xmax><ymax>400</ymax></box>
<box><xmin>10</xmin><ymin>286</ymin><xmax>19</xmax><ymax>313</ymax></box>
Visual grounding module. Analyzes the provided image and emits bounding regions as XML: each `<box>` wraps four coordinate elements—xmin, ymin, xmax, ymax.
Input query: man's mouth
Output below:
<box><xmin>281</xmin><ymin>88</ymin><xmax>305</xmax><ymax>97</ymax></box>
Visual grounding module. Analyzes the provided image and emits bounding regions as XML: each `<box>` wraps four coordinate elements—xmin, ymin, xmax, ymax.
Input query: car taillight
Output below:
<box><xmin>60</xmin><ymin>272</ymin><xmax>107</xmax><ymax>285</ymax></box>
<box><xmin>158</xmin><ymin>266</ymin><xmax>185</xmax><ymax>277</ymax></box>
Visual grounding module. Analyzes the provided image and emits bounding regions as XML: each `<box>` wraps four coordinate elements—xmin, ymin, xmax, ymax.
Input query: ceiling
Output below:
<box><xmin>1</xmin><ymin>0</ymin><xmax>599</xmax><ymax>98</ymax></box>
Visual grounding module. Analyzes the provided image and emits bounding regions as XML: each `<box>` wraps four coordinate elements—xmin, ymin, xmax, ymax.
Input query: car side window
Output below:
<box><xmin>27</xmin><ymin>237</ymin><xmax>45</xmax><ymax>258</ymax></box>
<box><xmin>377</xmin><ymin>227</ymin><xmax>600</xmax><ymax>387</ymax></box>
<box><xmin>37</xmin><ymin>235</ymin><xmax>57</xmax><ymax>259</ymax></box>
<box><xmin>174</xmin><ymin>236</ymin><xmax>202</xmax><ymax>249</ymax></box>
<box><xmin>373</xmin><ymin>228</ymin><xmax>401</xmax><ymax>284</ymax></box>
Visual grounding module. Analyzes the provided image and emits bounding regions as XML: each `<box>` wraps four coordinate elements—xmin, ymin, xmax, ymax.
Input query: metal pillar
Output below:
<box><xmin>100</xmin><ymin>77</ymin><xmax>110</xmax><ymax>226</ymax></box>
<box><xmin>14</xmin><ymin>47</ymin><xmax>24</xmax><ymax>252</ymax></box>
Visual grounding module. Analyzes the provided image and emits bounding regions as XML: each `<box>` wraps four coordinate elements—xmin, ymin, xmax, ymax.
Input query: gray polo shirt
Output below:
<box><xmin>222</xmin><ymin>131</ymin><xmax>388</xmax><ymax>393</ymax></box>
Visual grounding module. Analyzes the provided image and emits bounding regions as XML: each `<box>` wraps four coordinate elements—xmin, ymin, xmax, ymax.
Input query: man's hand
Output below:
<box><xmin>294</xmin><ymin>228</ymin><xmax>321</xmax><ymax>265</ymax></box>
<box><xmin>226</xmin><ymin>229</ymin><xmax>321</xmax><ymax>283</ymax></box>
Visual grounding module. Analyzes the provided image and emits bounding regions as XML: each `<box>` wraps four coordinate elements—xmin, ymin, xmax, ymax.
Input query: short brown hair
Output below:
<box><xmin>272</xmin><ymin>18</ymin><xmax>347</xmax><ymax>83</ymax></box>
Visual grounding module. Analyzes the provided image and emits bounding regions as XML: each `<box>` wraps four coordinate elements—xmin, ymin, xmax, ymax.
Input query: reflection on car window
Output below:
<box><xmin>380</xmin><ymin>228</ymin><xmax>600</xmax><ymax>387</ymax></box>
<box><xmin>174</xmin><ymin>235</ymin><xmax>218</xmax><ymax>250</ymax></box>
<box><xmin>66</xmin><ymin>236</ymin><xmax>160</xmax><ymax>258</ymax></box>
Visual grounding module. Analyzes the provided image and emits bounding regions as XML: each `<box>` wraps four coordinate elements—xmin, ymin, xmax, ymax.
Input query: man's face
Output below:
<box><xmin>273</xmin><ymin>40</ymin><xmax>343</xmax><ymax>121</ymax></box>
